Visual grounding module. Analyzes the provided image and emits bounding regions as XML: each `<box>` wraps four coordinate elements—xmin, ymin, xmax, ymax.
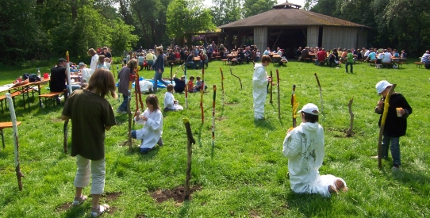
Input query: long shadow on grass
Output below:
<box><xmin>177</xmin><ymin>200</ymin><xmax>191</xmax><ymax>218</ymax></box>
<box><xmin>283</xmin><ymin>192</ymin><xmax>333</xmax><ymax>216</ymax></box>
<box><xmin>384</xmin><ymin>169</ymin><xmax>430</xmax><ymax>191</ymax></box>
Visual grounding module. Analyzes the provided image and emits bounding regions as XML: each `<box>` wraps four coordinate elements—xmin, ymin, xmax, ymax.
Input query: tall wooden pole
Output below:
<box><xmin>276</xmin><ymin>69</ymin><xmax>281</xmax><ymax>120</ymax></box>
<box><xmin>212</xmin><ymin>85</ymin><xmax>217</xmax><ymax>147</ymax></box>
<box><xmin>6</xmin><ymin>93</ymin><xmax>24</xmax><ymax>191</ymax></box>
<box><xmin>183</xmin><ymin>118</ymin><xmax>196</xmax><ymax>201</ymax></box>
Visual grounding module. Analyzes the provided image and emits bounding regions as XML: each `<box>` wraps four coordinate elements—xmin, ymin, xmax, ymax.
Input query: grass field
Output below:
<box><xmin>0</xmin><ymin>60</ymin><xmax>429</xmax><ymax>218</ymax></box>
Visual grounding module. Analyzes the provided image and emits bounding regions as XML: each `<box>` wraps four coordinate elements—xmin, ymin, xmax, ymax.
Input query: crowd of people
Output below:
<box><xmin>296</xmin><ymin>46</ymin><xmax>408</xmax><ymax>70</ymax></box>
<box><xmin>45</xmin><ymin>41</ymin><xmax>419</xmax><ymax>216</ymax></box>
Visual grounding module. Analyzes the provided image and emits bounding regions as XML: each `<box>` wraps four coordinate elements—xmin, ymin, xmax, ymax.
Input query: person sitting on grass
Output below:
<box><xmin>131</xmin><ymin>94</ymin><xmax>163</xmax><ymax>154</ymax></box>
<box><xmin>194</xmin><ymin>76</ymin><xmax>207</xmax><ymax>92</ymax></box>
<box><xmin>187</xmin><ymin>76</ymin><xmax>195</xmax><ymax>93</ymax></box>
<box><xmin>164</xmin><ymin>84</ymin><xmax>183</xmax><ymax>112</ymax></box>
<box><xmin>61</xmin><ymin>68</ymin><xmax>117</xmax><ymax>217</ymax></box>
<box><xmin>173</xmin><ymin>74</ymin><xmax>185</xmax><ymax>93</ymax></box>
<box><xmin>282</xmin><ymin>103</ymin><xmax>348</xmax><ymax>197</ymax></box>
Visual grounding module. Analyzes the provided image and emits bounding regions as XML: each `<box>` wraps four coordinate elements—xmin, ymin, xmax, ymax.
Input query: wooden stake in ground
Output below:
<box><xmin>183</xmin><ymin>118</ymin><xmax>196</xmax><ymax>201</ymax></box>
<box><xmin>170</xmin><ymin>63</ymin><xmax>174</xmax><ymax>84</ymax></box>
<box><xmin>346</xmin><ymin>97</ymin><xmax>354</xmax><ymax>137</ymax></box>
<box><xmin>64</xmin><ymin>51</ymin><xmax>72</xmax><ymax>154</ymax></box>
<box><xmin>291</xmin><ymin>85</ymin><xmax>299</xmax><ymax>128</ymax></box>
<box><xmin>212</xmin><ymin>85</ymin><xmax>216</xmax><ymax>147</ymax></box>
<box><xmin>200</xmin><ymin>65</ymin><xmax>205</xmax><ymax>123</ymax></box>
<box><xmin>127</xmin><ymin>72</ymin><xmax>135</xmax><ymax>151</ymax></box>
<box><xmin>6</xmin><ymin>93</ymin><xmax>24</xmax><ymax>191</ymax></box>
<box><xmin>219</xmin><ymin>68</ymin><xmax>225</xmax><ymax>105</ymax></box>
<box><xmin>276</xmin><ymin>69</ymin><xmax>281</xmax><ymax>119</ymax></box>
<box><xmin>184</xmin><ymin>65</ymin><xmax>188</xmax><ymax>109</ymax></box>
<box><xmin>270</xmin><ymin>71</ymin><xmax>273</xmax><ymax>104</ymax></box>
<box><xmin>314</xmin><ymin>73</ymin><xmax>324</xmax><ymax>117</ymax></box>
<box><xmin>377</xmin><ymin>84</ymin><xmax>396</xmax><ymax>169</ymax></box>
<box><xmin>230</xmin><ymin>68</ymin><xmax>242</xmax><ymax>90</ymax></box>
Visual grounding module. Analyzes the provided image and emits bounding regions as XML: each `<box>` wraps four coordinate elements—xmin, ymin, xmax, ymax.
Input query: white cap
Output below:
<box><xmin>375</xmin><ymin>80</ymin><xmax>392</xmax><ymax>94</ymax></box>
<box><xmin>298</xmin><ymin>103</ymin><xmax>319</xmax><ymax>115</ymax></box>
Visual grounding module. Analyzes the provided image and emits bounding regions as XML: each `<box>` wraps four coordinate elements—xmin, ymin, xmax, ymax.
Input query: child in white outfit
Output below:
<box><xmin>164</xmin><ymin>84</ymin><xmax>183</xmax><ymax>112</ymax></box>
<box><xmin>131</xmin><ymin>94</ymin><xmax>163</xmax><ymax>153</ymax></box>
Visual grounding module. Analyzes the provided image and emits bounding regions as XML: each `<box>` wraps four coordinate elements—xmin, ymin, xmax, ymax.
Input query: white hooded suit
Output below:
<box><xmin>282</xmin><ymin>122</ymin><xmax>346</xmax><ymax>197</ymax></box>
<box><xmin>252</xmin><ymin>63</ymin><xmax>268</xmax><ymax>119</ymax></box>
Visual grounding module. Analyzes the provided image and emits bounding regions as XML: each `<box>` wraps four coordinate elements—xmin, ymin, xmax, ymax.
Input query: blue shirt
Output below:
<box><xmin>368</xmin><ymin>52</ymin><xmax>376</xmax><ymax>60</ymax></box>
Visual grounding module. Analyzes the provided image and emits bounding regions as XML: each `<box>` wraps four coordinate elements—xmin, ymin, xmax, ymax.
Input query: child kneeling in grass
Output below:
<box><xmin>131</xmin><ymin>94</ymin><xmax>163</xmax><ymax>153</ymax></box>
<box><xmin>282</xmin><ymin>103</ymin><xmax>348</xmax><ymax>197</ymax></box>
<box><xmin>164</xmin><ymin>84</ymin><xmax>183</xmax><ymax>112</ymax></box>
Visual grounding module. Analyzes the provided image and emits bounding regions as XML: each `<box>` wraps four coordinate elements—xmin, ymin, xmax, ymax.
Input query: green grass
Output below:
<box><xmin>1</xmin><ymin>60</ymin><xmax>430</xmax><ymax>217</ymax></box>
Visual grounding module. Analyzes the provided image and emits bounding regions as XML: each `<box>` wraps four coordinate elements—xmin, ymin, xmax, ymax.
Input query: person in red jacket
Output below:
<box><xmin>316</xmin><ymin>48</ymin><xmax>327</xmax><ymax>65</ymax></box>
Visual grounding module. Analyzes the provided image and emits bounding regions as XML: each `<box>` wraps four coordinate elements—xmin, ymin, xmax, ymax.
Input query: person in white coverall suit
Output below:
<box><xmin>282</xmin><ymin>103</ymin><xmax>348</xmax><ymax>197</ymax></box>
<box><xmin>253</xmin><ymin>55</ymin><xmax>272</xmax><ymax>119</ymax></box>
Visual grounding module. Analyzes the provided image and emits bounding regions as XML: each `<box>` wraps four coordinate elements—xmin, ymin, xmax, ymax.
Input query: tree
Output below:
<box><xmin>167</xmin><ymin>0</ymin><xmax>215</xmax><ymax>46</ymax></box>
<box><xmin>210</xmin><ymin>0</ymin><xmax>242</xmax><ymax>26</ymax></box>
<box><xmin>243</xmin><ymin>0</ymin><xmax>276</xmax><ymax>18</ymax></box>
<box><xmin>109</xmin><ymin>18</ymin><xmax>139</xmax><ymax>56</ymax></box>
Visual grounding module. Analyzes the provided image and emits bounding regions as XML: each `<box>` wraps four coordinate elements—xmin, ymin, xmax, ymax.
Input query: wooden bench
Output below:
<box><xmin>0</xmin><ymin>121</ymin><xmax>22</xmax><ymax>149</ymax></box>
<box><xmin>0</xmin><ymin>91</ymin><xmax>21</xmax><ymax>114</ymax></box>
<box><xmin>39</xmin><ymin>91</ymin><xmax>64</xmax><ymax>107</ymax></box>
<box><xmin>221</xmin><ymin>59</ymin><xmax>228</xmax><ymax>65</ymax></box>
<box><xmin>415</xmin><ymin>62</ymin><xmax>423</xmax><ymax>68</ymax></box>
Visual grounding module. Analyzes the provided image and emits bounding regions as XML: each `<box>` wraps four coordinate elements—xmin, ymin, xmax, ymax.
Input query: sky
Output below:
<box><xmin>203</xmin><ymin>0</ymin><xmax>305</xmax><ymax>8</ymax></box>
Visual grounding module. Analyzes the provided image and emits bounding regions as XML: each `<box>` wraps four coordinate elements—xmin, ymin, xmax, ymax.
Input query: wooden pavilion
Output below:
<box><xmin>218</xmin><ymin>1</ymin><xmax>368</xmax><ymax>57</ymax></box>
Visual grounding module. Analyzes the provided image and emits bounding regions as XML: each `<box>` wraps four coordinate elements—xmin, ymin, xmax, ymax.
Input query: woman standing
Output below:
<box><xmin>152</xmin><ymin>47</ymin><xmax>168</xmax><ymax>92</ymax></box>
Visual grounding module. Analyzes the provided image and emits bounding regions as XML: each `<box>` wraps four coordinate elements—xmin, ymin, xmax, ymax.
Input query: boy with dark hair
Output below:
<box><xmin>187</xmin><ymin>76</ymin><xmax>195</xmax><ymax>93</ymax></box>
<box><xmin>164</xmin><ymin>84</ymin><xmax>183</xmax><ymax>111</ymax></box>
<box><xmin>283</xmin><ymin>103</ymin><xmax>348</xmax><ymax>197</ymax></box>
<box><xmin>372</xmin><ymin>80</ymin><xmax>412</xmax><ymax>171</ymax></box>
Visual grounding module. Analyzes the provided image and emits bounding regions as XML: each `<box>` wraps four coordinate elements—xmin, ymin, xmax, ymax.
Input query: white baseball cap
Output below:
<box><xmin>375</xmin><ymin>80</ymin><xmax>392</xmax><ymax>94</ymax></box>
<box><xmin>298</xmin><ymin>103</ymin><xmax>319</xmax><ymax>115</ymax></box>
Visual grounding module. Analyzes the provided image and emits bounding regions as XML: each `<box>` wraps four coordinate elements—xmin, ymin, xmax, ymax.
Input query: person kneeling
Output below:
<box><xmin>131</xmin><ymin>95</ymin><xmax>163</xmax><ymax>153</ymax></box>
<box><xmin>164</xmin><ymin>84</ymin><xmax>183</xmax><ymax>112</ymax></box>
<box><xmin>282</xmin><ymin>103</ymin><xmax>348</xmax><ymax>197</ymax></box>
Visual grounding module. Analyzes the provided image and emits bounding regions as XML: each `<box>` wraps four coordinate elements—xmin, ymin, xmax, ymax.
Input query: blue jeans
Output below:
<box><xmin>382</xmin><ymin>136</ymin><xmax>401</xmax><ymax>167</ymax></box>
<box><xmin>153</xmin><ymin>70</ymin><xmax>168</xmax><ymax>92</ymax></box>
<box><xmin>131</xmin><ymin>130</ymin><xmax>151</xmax><ymax>153</ymax></box>
<box><xmin>118</xmin><ymin>94</ymin><xmax>129</xmax><ymax>111</ymax></box>
<box><xmin>346</xmin><ymin>62</ymin><xmax>353</xmax><ymax>73</ymax></box>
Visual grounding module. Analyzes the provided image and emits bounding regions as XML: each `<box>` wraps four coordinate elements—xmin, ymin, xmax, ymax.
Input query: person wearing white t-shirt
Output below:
<box><xmin>88</xmin><ymin>48</ymin><xmax>99</xmax><ymax>75</ymax></box>
<box><xmin>382</xmin><ymin>50</ymin><xmax>392</xmax><ymax>63</ymax></box>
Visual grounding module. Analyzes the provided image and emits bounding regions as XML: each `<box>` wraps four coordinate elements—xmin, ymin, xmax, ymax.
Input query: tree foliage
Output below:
<box><xmin>166</xmin><ymin>0</ymin><xmax>215</xmax><ymax>45</ymax></box>
<box><xmin>306</xmin><ymin>0</ymin><xmax>430</xmax><ymax>55</ymax></box>
<box><xmin>210</xmin><ymin>0</ymin><xmax>242</xmax><ymax>26</ymax></box>
<box><xmin>243</xmin><ymin>0</ymin><xmax>276</xmax><ymax>18</ymax></box>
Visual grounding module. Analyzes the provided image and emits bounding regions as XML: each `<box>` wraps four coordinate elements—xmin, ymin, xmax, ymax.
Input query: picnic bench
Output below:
<box><xmin>39</xmin><ymin>91</ymin><xmax>64</xmax><ymax>107</ymax></box>
<box><xmin>0</xmin><ymin>121</ymin><xmax>21</xmax><ymax>149</ymax></box>
<box><xmin>221</xmin><ymin>59</ymin><xmax>228</xmax><ymax>65</ymax></box>
<box><xmin>414</xmin><ymin>62</ymin><xmax>423</xmax><ymax>68</ymax></box>
<box><xmin>0</xmin><ymin>91</ymin><xmax>21</xmax><ymax>114</ymax></box>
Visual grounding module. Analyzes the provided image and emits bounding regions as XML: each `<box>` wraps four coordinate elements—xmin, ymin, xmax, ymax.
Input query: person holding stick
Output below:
<box><xmin>252</xmin><ymin>55</ymin><xmax>271</xmax><ymax>120</ymax></box>
<box><xmin>131</xmin><ymin>94</ymin><xmax>164</xmax><ymax>154</ymax></box>
<box><xmin>61</xmin><ymin>68</ymin><xmax>117</xmax><ymax>217</ymax></box>
<box><xmin>372</xmin><ymin>80</ymin><xmax>412</xmax><ymax>171</ymax></box>
<box><xmin>282</xmin><ymin>103</ymin><xmax>348</xmax><ymax>197</ymax></box>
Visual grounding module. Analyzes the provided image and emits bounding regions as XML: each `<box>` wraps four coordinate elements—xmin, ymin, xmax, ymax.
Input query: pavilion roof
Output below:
<box><xmin>218</xmin><ymin>7</ymin><xmax>367</xmax><ymax>29</ymax></box>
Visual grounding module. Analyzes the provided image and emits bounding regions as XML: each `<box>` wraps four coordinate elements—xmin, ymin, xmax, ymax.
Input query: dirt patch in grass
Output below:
<box><xmin>327</xmin><ymin>127</ymin><xmax>355</xmax><ymax>138</ymax></box>
<box><xmin>56</xmin><ymin>202</ymin><xmax>72</xmax><ymax>211</ymax></box>
<box><xmin>217</xmin><ymin>116</ymin><xmax>227</xmax><ymax>121</ymax></box>
<box><xmin>51</xmin><ymin>118</ymin><xmax>62</xmax><ymax>122</ymax></box>
<box><xmin>103</xmin><ymin>191</ymin><xmax>122</xmax><ymax>202</ymax></box>
<box><xmin>249</xmin><ymin>210</ymin><xmax>260</xmax><ymax>218</ymax></box>
<box><xmin>150</xmin><ymin>185</ymin><xmax>201</xmax><ymax>203</ymax></box>
<box><xmin>107</xmin><ymin>206</ymin><xmax>118</xmax><ymax>214</ymax></box>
